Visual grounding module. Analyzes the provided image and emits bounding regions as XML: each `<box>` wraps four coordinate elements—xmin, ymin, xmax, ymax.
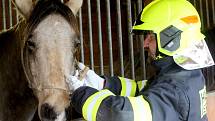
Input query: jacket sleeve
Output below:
<box><xmin>103</xmin><ymin>76</ymin><xmax>147</xmax><ymax>96</ymax></box>
<box><xmin>71</xmin><ymin>80</ymin><xmax>187</xmax><ymax>121</ymax></box>
<box><xmin>71</xmin><ymin>86</ymin><xmax>152</xmax><ymax>121</ymax></box>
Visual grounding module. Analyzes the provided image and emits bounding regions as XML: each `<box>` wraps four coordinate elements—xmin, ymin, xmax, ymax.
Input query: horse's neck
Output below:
<box><xmin>0</xmin><ymin>21</ymin><xmax>37</xmax><ymax>121</ymax></box>
<box><xmin>0</xmin><ymin>20</ymin><xmax>27</xmax><ymax>90</ymax></box>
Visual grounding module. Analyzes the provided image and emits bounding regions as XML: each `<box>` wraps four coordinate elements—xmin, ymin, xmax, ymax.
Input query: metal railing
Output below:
<box><xmin>0</xmin><ymin>0</ymin><xmax>19</xmax><ymax>31</ymax></box>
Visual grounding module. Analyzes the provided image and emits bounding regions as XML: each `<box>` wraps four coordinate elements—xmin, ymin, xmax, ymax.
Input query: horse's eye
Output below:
<box><xmin>26</xmin><ymin>39</ymin><xmax>36</xmax><ymax>52</ymax></box>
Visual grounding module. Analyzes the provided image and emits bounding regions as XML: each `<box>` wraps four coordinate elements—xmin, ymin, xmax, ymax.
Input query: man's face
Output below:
<box><xmin>144</xmin><ymin>33</ymin><xmax>157</xmax><ymax>60</ymax></box>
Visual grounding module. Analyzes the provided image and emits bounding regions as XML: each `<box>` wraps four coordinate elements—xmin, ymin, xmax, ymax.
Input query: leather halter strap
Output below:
<box><xmin>30</xmin><ymin>85</ymin><xmax>70</xmax><ymax>94</ymax></box>
<box><xmin>25</xmin><ymin>60</ymin><xmax>79</xmax><ymax>94</ymax></box>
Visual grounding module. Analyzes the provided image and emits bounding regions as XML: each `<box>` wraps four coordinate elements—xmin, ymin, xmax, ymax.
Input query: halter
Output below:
<box><xmin>22</xmin><ymin>62</ymin><xmax>70</xmax><ymax>94</ymax></box>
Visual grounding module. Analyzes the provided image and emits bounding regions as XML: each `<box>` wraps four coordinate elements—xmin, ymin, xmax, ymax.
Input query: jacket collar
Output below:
<box><xmin>152</xmin><ymin>56</ymin><xmax>180</xmax><ymax>75</ymax></box>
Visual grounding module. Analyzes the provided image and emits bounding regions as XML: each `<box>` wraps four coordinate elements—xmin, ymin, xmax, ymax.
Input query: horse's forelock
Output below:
<box><xmin>25</xmin><ymin>0</ymin><xmax>80</xmax><ymax>40</ymax></box>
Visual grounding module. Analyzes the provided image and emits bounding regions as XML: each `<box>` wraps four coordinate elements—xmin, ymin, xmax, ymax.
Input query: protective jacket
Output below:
<box><xmin>71</xmin><ymin>57</ymin><xmax>207</xmax><ymax>121</ymax></box>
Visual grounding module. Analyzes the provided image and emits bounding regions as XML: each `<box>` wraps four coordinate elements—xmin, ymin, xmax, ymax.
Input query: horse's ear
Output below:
<box><xmin>13</xmin><ymin>0</ymin><xmax>37</xmax><ymax>18</ymax></box>
<box><xmin>63</xmin><ymin>0</ymin><xmax>83</xmax><ymax>15</ymax></box>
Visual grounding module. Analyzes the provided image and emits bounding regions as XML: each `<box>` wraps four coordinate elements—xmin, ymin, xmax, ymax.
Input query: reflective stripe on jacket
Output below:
<box><xmin>102</xmin><ymin>76</ymin><xmax>147</xmax><ymax>97</ymax></box>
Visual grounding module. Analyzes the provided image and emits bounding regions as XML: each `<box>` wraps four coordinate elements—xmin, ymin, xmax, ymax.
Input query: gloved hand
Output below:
<box><xmin>77</xmin><ymin>62</ymin><xmax>105</xmax><ymax>90</ymax></box>
<box><xmin>67</xmin><ymin>71</ymin><xmax>84</xmax><ymax>91</ymax></box>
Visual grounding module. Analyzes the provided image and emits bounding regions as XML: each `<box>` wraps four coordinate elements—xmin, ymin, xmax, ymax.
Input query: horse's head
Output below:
<box><xmin>14</xmin><ymin>0</ymin><xmax>82</xmax><ymax>120</ymax></box>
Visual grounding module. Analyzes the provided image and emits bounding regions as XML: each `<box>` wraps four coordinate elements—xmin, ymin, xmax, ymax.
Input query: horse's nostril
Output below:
<box><xmin>40</xmin><ymin>103</ymin><xmax>57</xmax><ymax>120</ymax></box>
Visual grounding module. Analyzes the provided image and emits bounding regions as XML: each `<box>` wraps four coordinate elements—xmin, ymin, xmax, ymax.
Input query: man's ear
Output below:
<box><xmin>63</xmin><ymin>0</ymin><xmax>83</xmax><ymax>15</ymax></box>
<box><xmin>13</xmin><ymin>0</ymin><xmax>38</xmax><ymax>19</ymax></box>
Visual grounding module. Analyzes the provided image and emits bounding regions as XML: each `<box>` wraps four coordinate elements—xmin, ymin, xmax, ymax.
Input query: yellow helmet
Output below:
<box><xmin>133</xmin><ymin>0</ymin><xmax>205</xmax><ymax>56</ymax></box>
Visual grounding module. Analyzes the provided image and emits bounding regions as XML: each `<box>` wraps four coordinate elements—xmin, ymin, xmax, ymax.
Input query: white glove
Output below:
<box><xmin>67</xmin><ymin>71</ymin><xmax>84</xmax><ymax>91</ymax></box>
<box><xmin>77</xmin><ymin>62</ymin><xmax>105</xmax><ymax>90</ymax></box>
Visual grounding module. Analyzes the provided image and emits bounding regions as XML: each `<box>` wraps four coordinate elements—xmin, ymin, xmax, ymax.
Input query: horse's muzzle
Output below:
<box><xmin>40</xmin><ymin>103</ymin><xmax>58</xmax><ymax>121</ymax></box>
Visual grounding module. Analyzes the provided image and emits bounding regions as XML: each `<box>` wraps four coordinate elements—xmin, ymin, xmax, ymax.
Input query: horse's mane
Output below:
<box><xmin>25</xmin><ymin>0</ymin><xmax>80</xmax><ymax>39</ymax></box>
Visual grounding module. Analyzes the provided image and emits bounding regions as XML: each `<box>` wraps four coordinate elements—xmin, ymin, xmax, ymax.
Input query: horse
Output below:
<box><xmin>0</xmin><ymin>0</ymin><xmax>82</xmax><ymax>120</ymax></box>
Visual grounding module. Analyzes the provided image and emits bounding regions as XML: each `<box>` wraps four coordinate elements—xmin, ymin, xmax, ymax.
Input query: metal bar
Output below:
<box><xmin>9</xmin><ymin>0</ymin><xmax>13</xmax><ymax>27</ymax></box>
<box><xmin>204</xmin><ymin>69</ymin><xmax>209</xmax><ymax>89</ymax></box>
<box><xmin>137</xmin><ymin>0</ymin><xmax>142</xmax><ymax>13</ymax></box>
<box><xmin>16</xmin><ymin>8</ymin><xmax>19</xmax><ymax>23</ymax></box>
<box><xmin>140</xmin><ymin>35</ymin><xmax>146</xmax><ymax>80</ymax></box>
<box><xmin>199</xmin><ymin>0</ymin><xmax>204</xmax><ymax>31</ymax></box>
<box><xmin>126</xmin><ymin>0</ymin><xmax>135</xmax><ymax>79</ymax></box>
<box><xmin>212</xmin><ymin>0</ymin><xmax>215</xmax><ymax>25</ymax></box>
<box><xmin>87</xmin><ymin>0</ymin><xmax>94</xmax><ymax>70</ymax></box>
<box><xmin>96</xmin><ymin>0</ymin><xmax>104</xmax><ymax>75</ymax></box>
<box><xmin>207</xmin><ymin>68</ymin><xmax>211</xmax><ymax>90</ymax></box>
<box><xmin>209</xmin><ymin>68</ymin><xmax>213</xmax><ymax>91</ymax></box>
<box><xmin>11</xmin><ymin>0</ymin><xmax>19</xmax><ymax>24</ymax></box>
<box><xmin>193</xmin><ymin>0</ymin><xmax>197</xmax><ymax>8</ymax></box>
<box><xmin>137</xmin><ymin>0</ymin><xmax>146</xmax><ymax>80</ymax></box>
<box><xmin>2</xmin><ymin>0</ymin><xmax>6</xmax><ymax>30</ymax></box>
<box><xmin>105</xmin><ymin>0</ymin><xmax>114</xmax><ymax>76</ymax></box>
<box><xmin>189</xmin><ymin>0</ymin><xmax>194</xmax><ymax>5</ymax></box>
<box><xmin>78</xmin><ymin>8</ymin><xmax>84</xmax><ymax>64</ymax></box>
<box><xmin>116</xmin><ymin>0</ymin><xmax>124</xmax><ymax>77</ymax></box>
<box><xmin>205</xmin><ymin>0</ymin><xmax>210</xmax><ymax>29</ymax></box>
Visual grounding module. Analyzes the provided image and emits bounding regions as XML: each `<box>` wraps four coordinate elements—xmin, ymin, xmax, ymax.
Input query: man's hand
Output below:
<box><xmin>67</xmin><ymin>71</ymin><xmax>84</xmax><ymax>91</ymax></box>
<box><xmin>77</xmin><ymin>62</ymin><xmax>105</xmax><ymax>90</ymax></box>
<box><xmin>67</xmin><ymin>63</ymin><xmax>105</xmax><ymax>91</ymax></box>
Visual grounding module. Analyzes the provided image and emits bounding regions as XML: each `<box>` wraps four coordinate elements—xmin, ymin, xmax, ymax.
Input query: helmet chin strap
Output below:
<box><xmin>154</xmin><ymin>35</ymin><xmax>168</xmax><ymax>60</ymax></box>
<box><xmin>155</xmin><ymin>52</ymin><xmax>168</xmax><ymax>60</ymax></box>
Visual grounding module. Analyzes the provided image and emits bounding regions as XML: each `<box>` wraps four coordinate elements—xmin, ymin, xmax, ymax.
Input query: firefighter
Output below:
<box><xmin>67</xmin><ymin>0</ymin><xmax>214</xmax><ymax>121</ymax></box>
